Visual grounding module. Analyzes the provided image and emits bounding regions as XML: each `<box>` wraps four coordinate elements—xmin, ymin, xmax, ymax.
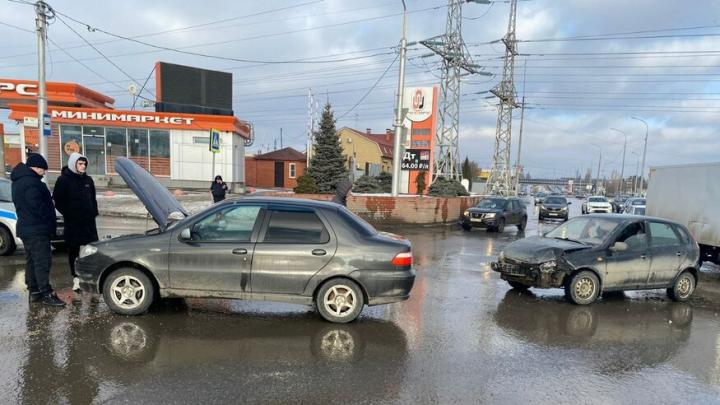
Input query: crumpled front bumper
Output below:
<box><xmin>491</xmin><ymin>260</ymin><xmax>568</xmax><ymax>288</ymax></box>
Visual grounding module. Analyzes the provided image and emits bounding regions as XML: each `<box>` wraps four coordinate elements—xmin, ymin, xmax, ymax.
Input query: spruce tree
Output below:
<box><xmin>307</xmin><ymin>103</ymin><xmax>349</xmax><ymax>193</ymax></box>
<box><xmin>461</xmin><ymin>157</ymin><xmax>474</xmax><ymax>191</ymax></box>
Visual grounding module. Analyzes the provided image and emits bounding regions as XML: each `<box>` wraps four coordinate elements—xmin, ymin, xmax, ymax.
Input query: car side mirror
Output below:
<box><xmin>179</xmin><ymin>228</ymin><xmax>192</xmax><ymax>241</ymax></box>
<box><xmin>610</xmin><ymin>241</ymin><xmax>628</xmax><ymax>252</ymax></box>
<box><xmin>567</xmin><ymin>201</ymin><xmax>572</xmax><ymax>205</ymax></box>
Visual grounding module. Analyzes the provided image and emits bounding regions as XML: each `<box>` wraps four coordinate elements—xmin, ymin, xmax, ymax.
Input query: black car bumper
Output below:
<box><xmin>75</xmin><ymin>252</ymin><xmax>115</xmax><ymax>294</ymax></box>
<box><xmin>539</xmin><ymin>209</ymin><xmax>568</xmax><ymax>219</ymax></box>
<box><xmin>351</xmin><ymin>268</ymin><xmax>416</xmax><ymax>306</ymax></box>
<box><xmin>460</xmin><ymin>216</ymin><xmax>499</xmax><ymax>228</ymax></box>
<box><xmin>491</xmin><ymin>261</ymin><xmax>567</xmax><ymax>288</ymax></box>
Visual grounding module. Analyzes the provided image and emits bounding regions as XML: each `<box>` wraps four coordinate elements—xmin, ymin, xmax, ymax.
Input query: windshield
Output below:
<box><xmin>634</xmin><ymin>207</ymin><xmax>646</xmax><ymax>215</ymax></box>
<box><xmin>545</xmin><ymin>217</ymin><xmax>621</xmax><ymax>246</ymax></box>
<box><xmin>632</xmin><ymin>199</ymin><xmax>646</xmax><ymax>205</ymax></box>
<box><xmin>0</xmin><ymin>181</ymin><xmax>11</xmax><ymax>202</ymax></box>
<box><xmin>477</xmin><ymin>199</ymin><xmax>507</xmax><ymax>210</ymax></box>
<box><xmin>588</xmin><ymin>197</ymin><xmax>608</xmax><ymax>203</ymax></box>
<box><xmin>543</xmin><ymin>197</ymin><xmax>567</xmax><ymax>205</ymax></box>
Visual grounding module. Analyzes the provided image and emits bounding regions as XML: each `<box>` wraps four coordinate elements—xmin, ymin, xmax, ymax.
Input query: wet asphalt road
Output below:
<box><xmin>1</xmin><ymin>198</ymin><xmax>720</xmax><ymax>404</ymax></box>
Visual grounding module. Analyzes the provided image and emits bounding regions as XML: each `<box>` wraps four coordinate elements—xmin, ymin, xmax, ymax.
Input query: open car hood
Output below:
<box><xmin>115</xmin><ymin>157</ymin><xmax>189</xmax><ymax>231</ymax></box>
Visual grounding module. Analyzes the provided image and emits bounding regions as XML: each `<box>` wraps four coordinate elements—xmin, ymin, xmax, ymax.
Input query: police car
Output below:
<box><xmin>0</xmin><ymin>178</ymin><xmax>64</xmax><ymax>256</ymax></box>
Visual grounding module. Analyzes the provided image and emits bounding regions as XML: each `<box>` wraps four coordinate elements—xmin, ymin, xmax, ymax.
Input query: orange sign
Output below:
<box><xmin>63</xmin><ymin>139</ymin><xmax>81</xmax><ymax>156</ymax></box>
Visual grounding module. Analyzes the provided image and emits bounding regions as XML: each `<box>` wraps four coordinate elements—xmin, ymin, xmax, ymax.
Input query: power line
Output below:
<box><xmin>337</xmin><ymin>53</ymin><xmax>399</xmax><ymax>120</ymax></box>
<box><xmin>50</xmin><ymin>5</ymin><xmax>445</xmax><ymax>65</ymax></box>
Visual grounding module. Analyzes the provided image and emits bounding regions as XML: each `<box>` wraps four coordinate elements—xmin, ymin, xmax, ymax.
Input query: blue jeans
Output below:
<box><xmin>20</xmin><ymin>235</ymin><xmax>53</xmax><ymax>295</ymax></box>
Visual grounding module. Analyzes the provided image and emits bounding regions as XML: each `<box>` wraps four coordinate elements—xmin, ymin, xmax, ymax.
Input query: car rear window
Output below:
<box><xmin>263</xmin><ymin>210</ymin><xmax>330</xmax><ymax>244</ymax></box>
<box><xmin>338</xmin><ymin>206</ymin><xmax>378</xmax><ymax>237</ymax></box>
<box><xmin>632</xmin><ymin>199</ymin><xmax>646</xmax><ymax>205</ymax></box>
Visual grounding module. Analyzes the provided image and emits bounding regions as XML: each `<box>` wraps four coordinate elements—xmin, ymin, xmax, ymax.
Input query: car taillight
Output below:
<box><xmin>392</xmin><ymin>252</ymin><xmax>412</xmax><ymax>267</ymax></box>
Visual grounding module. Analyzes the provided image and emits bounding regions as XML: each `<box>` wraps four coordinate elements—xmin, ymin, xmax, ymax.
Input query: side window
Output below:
<box><xmin>675</xmin><ymin>226</ymin><xmax>691</xmax><ymax>244</ymax></box>
<box><xmin>191</xmin><ymin>205</ymin><xmax>262</xmax><ymax>242</ymax></box>
<box><xmin>615</xmin><ymin>222</ymin><xmax>647</xmax><ymax>250</ymax></box>
<box><xmin>649</xmin><ymin>222</ymin><xmax>681</xmax><ymax>247</ymax></box>
<box><xmin>263</xmin><ymin>210</ymin><xmax>330</xmax><ymax>244</ymax></box>
<box><xmin>289</xmin><ymin>163</ymin><xmax>297</xmax><ymax>179</ymax></box>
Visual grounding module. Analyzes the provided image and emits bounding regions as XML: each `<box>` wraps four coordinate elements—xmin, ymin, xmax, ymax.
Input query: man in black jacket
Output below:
<box><xmin>11</xmin><ymin>154</ymin><xmax>65</xmax><ymax>307</ymax></box>
<box><xmin>52</xmin><ymin>152</ymin><xmax>98</xmax><ymax>293</ymax></box>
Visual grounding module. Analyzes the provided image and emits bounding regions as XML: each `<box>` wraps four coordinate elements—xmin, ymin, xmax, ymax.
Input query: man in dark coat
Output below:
<box><xmin>331</xmin><ymin>177</ymin><xmax>353</xmax><ymax>206</ymax></box>
<box><xmin>11</xmin><ymin>154</ymin><xmax>65</xmax><ymax>306</ymax></box>
<box><xmin>52</xmin><ymin>152</ymin><xmax>99</xmax><ymax>293</ymax></box>
<box><xmin>210</xmin><ymin>175</ymin><xmax>228</xmax><ymax>203</ymax></box>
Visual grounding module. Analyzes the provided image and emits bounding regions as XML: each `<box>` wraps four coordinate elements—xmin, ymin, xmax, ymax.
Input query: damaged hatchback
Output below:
<box><xmin>491</xmin><ymin>215</ymin><xmax>700</xmax><ymax>305</ymax></box>
<box><xmin>76</xmin><ymin>158</ymin><xmax>415</xmax><ymax>323</ymax></box>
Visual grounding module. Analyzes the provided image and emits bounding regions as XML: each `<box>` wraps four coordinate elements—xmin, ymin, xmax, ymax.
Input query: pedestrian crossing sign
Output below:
<box><xmin>210</xmin><ymin>129</ymin><xmax>221</xmax><ymax>153</ymax></box>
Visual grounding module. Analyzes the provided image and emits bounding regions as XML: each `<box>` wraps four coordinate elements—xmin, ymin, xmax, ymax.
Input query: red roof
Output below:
<box><xmin>344</xmin><ymin>128</ymin><xmax>395</xmax><ymax>159</ymax></box>
<box><xmin>253</xmin><ymin>147</ymin><xmax>306</xmax><ymax>161</ymax></box>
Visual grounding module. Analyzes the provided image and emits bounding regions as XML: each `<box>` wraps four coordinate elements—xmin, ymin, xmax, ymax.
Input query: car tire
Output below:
<box><xmin>315</xmin><ymin>278</ymin><xmax>364</xmax><ymax>323</ymax></box>
<box><xmin>517</xmin><ymin>216</ymin><xmax>527</xmax><ymax>231</ymax></box>
<box><xmin>507</xmin><ymin>281</ymin><xmax>530</xmax><ymax>290</ymax></box>
<box><xmin>496</xmin><ymin>218</ymin><xmax>505</xmax><ymax>233</ymax></box>
<box><xmin>667</xmin><ymin>271</ymin><xmax>696</xmax><ymax>302</ymax></box>
<box><xmin>0</xmin><ymin>226</ymin><xmax>16</xmax><ymax>256</ymax></box>
<box><xmin>538</xmin><ymin>215</ymin><xmax>544</xmax><ymax>222</ymax></box>
<box><xmin>462</xmin><ymin>224</ymin><xmax>472</xmax><ymax>231</ymax></box>
<box><xmin>565</xmin><ymin>270</ymin><xmax>601</xmax><ymax>305</ymax></box>
<box><xmin>103</xmin><ymin>268</ymin><xmax>155</xmax><ymax>316</ymax></box>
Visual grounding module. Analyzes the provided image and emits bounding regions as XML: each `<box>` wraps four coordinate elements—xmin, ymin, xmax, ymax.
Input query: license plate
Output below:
<box><xmin>548</xmin><ymin>212</ymin><xmax>558</xmax><ymax>216</ymax></box>
<box><xmin>471</xmin><ymin>218</ymin><xmax>483</xmax><ymax>222</ymax></box>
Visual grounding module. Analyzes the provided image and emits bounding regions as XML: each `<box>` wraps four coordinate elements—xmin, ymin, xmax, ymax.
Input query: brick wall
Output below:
<box><xmin>150</xmin><ymin>157</ymin><xmax>170</xmax><ymax>176</ymax></box>
<box><xmin>245</xmin><ymin>158</ymin><xmax>306</xmax><ymax>189</ymax></box>
<box><xmin>262</xmin><ymin>192</ymin><xmax>482</xmax><ymax>224</ymax></box>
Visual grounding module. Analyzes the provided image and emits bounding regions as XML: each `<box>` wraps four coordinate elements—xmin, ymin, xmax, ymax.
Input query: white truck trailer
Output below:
<box><xmin>646</xmin><ymin>163</ymin><xmax>720</xmax><ymax>266</ymax></box>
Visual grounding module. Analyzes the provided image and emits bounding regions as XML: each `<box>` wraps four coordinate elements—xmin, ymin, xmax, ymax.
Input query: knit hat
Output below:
<box><xmin>67</xmin><ymin>152</ymin><xmax>88</xmax><ymax>174</ymax></box>
<box><xmin>26</xmin><ymin>153</ymin><xmax>48</xmax><ymax>170</ymax></box>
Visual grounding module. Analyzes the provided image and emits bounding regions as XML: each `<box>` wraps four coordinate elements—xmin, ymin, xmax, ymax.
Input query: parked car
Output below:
<box><xmin>534</xmin><ymin>192</ymin><xmax>548</xmax><ymax>206</ymax></box>
<box><xmin>626</xmin><ymin>205</ymin><xmax>646</xmax><ymax>216</ymax></box>
<box><xmin>581</xmin><ymin>196</ymin><xmax>612</xmax><ymax>214</ymax></box>
<box><xmin>491</xmin><ymin>214</ymin><xmax>700</xmax><ymax>305</ymax></box>
<box><xmin>610</xmin><ymin>195</ymin><xmax>630</xmax><ymax>213</ymax></box>
<box><xmin>0</xmin><ymin>178</ymin><xmax>64</xmax><ymax>255</ymax></box>
<box><xmin>538</xmin><ymin>196</ymin><xmax>571</xmax><ymax>222</ymax></box>
<box><xmin>623</xmin><ymin>198</ymin><xmax>646</xmax><ymax>214</ymax></box>
<box><xmin>460</xmin><ymin>196</ymin><xmax>527</xmax><ymax>232</ymax></box>
<box><xmin>76</xmin><ymin>158</ymin><xmax>415</xmax><ymax>323</ymax></box>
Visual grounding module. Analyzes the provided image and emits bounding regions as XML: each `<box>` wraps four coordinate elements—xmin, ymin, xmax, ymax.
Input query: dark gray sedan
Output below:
<box><xmin>491</xmin><ymin>214</ymin><xmax>700</xmax><ymax>305</ymax></box>
<box><xmin>76</xmin><ymin>158</ymin><xmax>415</xmax><ymax>323</ymax></box>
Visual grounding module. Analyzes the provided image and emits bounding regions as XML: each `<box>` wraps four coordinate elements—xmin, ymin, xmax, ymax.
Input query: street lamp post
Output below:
<box><xmin>391</xmin><ymin>0</ymin><xmax>408</xmax><ymax>196</ymax></box>
<box><xmin>610</xmin><ymin>128</ymin><xmax>627</xmax><ymax>195</ymax></box>
<box><xmin>590</xmin><ymin>143</ymin><xmax>602</xmax><ymax>194</ymax></box>
<box><xmin>631</xmin><ymin>151</ymin><xmax>640</xmax><ymax>196</ymax></box>
<box><xmin>631</xmin><ymin>116</ymin><xmax>649</xmax><ymax>196</ymax></box>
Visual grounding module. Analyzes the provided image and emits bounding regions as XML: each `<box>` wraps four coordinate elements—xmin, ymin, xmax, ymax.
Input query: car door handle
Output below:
<box><xmin>676</xmin><ymin>252</ymin><xmax>684</xmax><ymax>257</ymax></box>
<box><xmin>232</xmin><ymin>248</ymin><xmax>248</xmax><ymax>255</ymax></box>
<box><xmin>640</xmin><ymin>254</ymin><xmax>647</xmax><ymax>260</ymax></box>
<box><xmin>312</xmin><ymin>249</ymin><xmax>326</xmax><ymax>256</ymax></box>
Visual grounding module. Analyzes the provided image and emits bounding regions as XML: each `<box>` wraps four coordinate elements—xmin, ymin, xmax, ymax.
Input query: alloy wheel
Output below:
<box><xmin>323</xmin><ymin>285</ymin><xmax>357</xmax><ymax>318</ymax></box>
<box><xmin>574</xmin><ymin>276</ymin><xmax>596</xmax><ymax>301</ymax></box>
<box><xmin>110</xmin><ymin>275</ymin><xmax>146</xmax><ymax>310</ymax></box>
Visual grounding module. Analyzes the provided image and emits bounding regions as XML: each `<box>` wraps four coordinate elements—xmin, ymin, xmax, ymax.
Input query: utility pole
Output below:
<box><xmin>306</xmin><ymin>88</ymin><xmax>317</xmax><ymax>167</ymax></box>
<box><xmin>391</xmin><ymin>0</ymin><xmax>409</xmax><ymax>196</ymax></box>
<box><xmin>591</xmin><ymin>143</ymin><xmax>602</xmax><ymax>194</ymax></box>
<box><xmin>280</xmin><ymin>128</ymin><xmax>283</xmax><ymax>149</ymax></box>
<box><xmin>36</xmin><ymin>1</ymin><xmax>53</xmax><ymax>160</ymax></box>
<box><xmin>514</xmin><ymin>60</ymin><xmax>527</xmax><ymax>194</ymax></box>
<box><xmin>421</xmin><ymin>0</ymin><xmax>489</xmax><ymax>182</ymax></box>
<box><xmin>486</xmin><ymin>0</ymin><xmax>519</xmax><ymax>196</ymax></box>
<box><xmin>631</xmin><ymin>116</ymin><xmax>648</xmax><ymax>196</ymax></box>
<box><xmin>610</xmin><ymin>128</ymin><xmax>627</xmax><ymax>195</ymax></box>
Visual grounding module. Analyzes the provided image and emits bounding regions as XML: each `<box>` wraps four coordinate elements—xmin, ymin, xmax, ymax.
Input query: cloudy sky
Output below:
<box><xmin>2</xmin><ymin>0</ymin><xmax>720</xmax><ymax>179</ymax></box>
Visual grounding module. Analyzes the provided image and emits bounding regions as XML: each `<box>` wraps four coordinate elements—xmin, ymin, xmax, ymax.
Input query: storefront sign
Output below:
<box><xmin>63</xmin><ymin>139</ymin><xmax>81</xmax><ymax>156</ymax></box>
<box><xmin>401</xmin><ymin>149</ymin><xmax>431</xmax><ymax>171</ymax></box>
<box><xmin>403</xmin><ymin>87</ymin><xmax>434</xmax><ymax>122</ymax></box>
<box><xmin>0</xmin><ymin>82</ymin><xmax>38</xmax><ymax>96</ymax></box>
<box><xmin>23</xmin><ymin>116</ymin><xmax>38</xmax><ymax>128</ymax></box>
<box><xmin>50</xmin><ymin>110</ymin><xmax>193</xmax><ymax>125</ymax></box>
<box><xmin>42</xmin><ymin>113</ymin><xmax>51</xmax><ymax>136</ymax></box>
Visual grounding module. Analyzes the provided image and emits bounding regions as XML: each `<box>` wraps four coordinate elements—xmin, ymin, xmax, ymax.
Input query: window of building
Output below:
<box><xmin>289</xmin><ymin>163</ymin><xmax>296</xmax><ymax>178</ymax></box>
<box><xmin>59</xmin><ymin>125</ymin><xmax>82</xmax><ymax>168</ymax></box>
<box><xmin>263</xmin><ymin>210</ymin><xmax>329</xmax><ymax>244</ymax></box>
<box><xmin>128</xmin><ymin>129</ymin><xmax>149</xmax><ymax>157</ymax></box>
<box><xmin>149</xmin><ymin>130</ymin><xmax>170</xmax><ymax>158</ymax></box>
<box><xmin>106</xmin><ymin>127</ymin><xmax>127</xmax><ymax>157</ymax></box>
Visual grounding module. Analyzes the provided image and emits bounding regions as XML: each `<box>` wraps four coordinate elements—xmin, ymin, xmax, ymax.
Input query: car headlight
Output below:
<box><xmin>485</xmin><ymin>213</ymin><xmax>496</xmax><ymax>218</ymax></box>
<box><xmin>79</xmin><ymin>245</ymin><xmax>97</xmax><ymax>258</ymax></box>
<box><xmin>561</xmin><ymin>207</ymin><xmax>568</xmax><ymax>211</ymax></box>
<box><xmin>539</xmin><ymin>260</ymin><xmax>557</xmax><ymax>273</ymax></box>
<box><xmin>464</xmin><ymin>210</ymin><xmax>469</xmax><ymax>217</ymax></box>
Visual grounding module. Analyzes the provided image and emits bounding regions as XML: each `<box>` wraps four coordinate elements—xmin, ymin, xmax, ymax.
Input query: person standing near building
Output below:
<box><xmin>11</xmin><ymin>154</ymin><xmax>65</xmax><ymax>306</ymax></box>
<box><xmin>53</xmin><ymin>152</ymin><xmax>99</xmax><ymax>293</ymax></box>
<box><xmin>210</xmin><ymin>175</ymin><xmax>228</xmax><ymax>203</ymax></box>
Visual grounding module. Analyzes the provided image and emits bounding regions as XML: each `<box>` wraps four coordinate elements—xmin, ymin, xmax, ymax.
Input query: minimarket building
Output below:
<box><xmin>0</xmin><ymin>78</ymin><xmax>252</xmax><ymax>189</ymax></box>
